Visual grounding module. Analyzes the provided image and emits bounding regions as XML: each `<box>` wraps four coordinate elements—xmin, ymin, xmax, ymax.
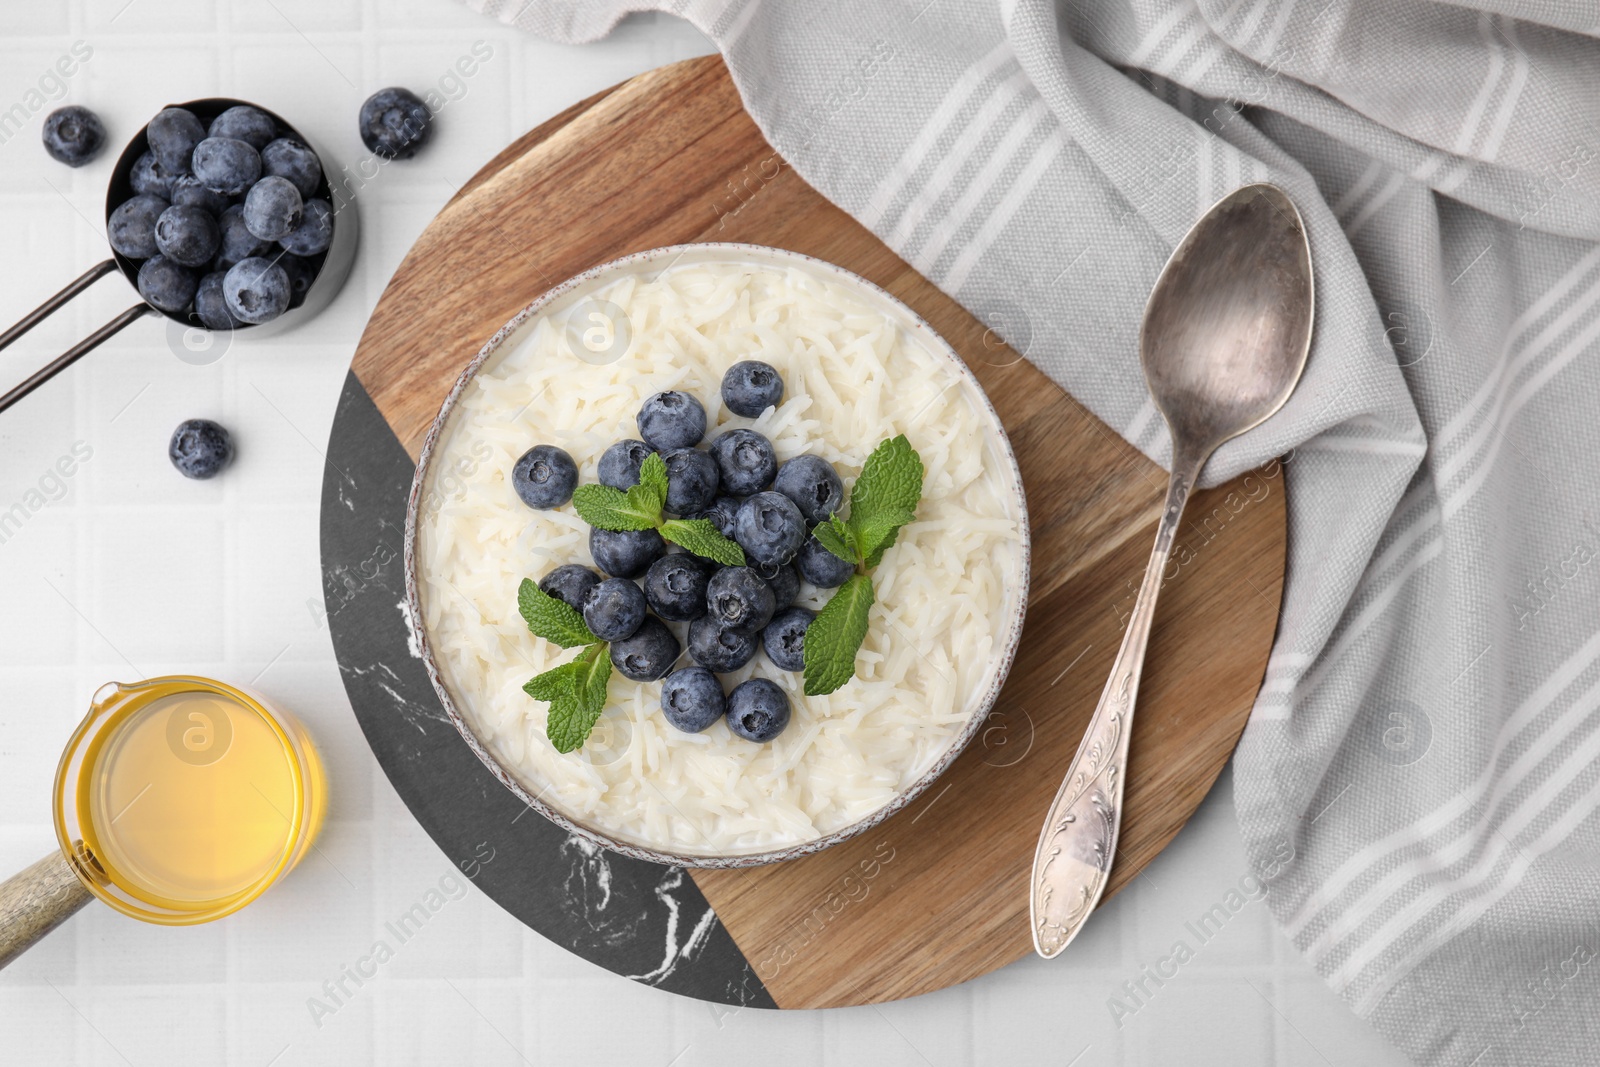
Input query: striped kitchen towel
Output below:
<box><xmin>461</xmin><ymin>1</ymin><xmax>1600</xmax><ymax>1062</ymax></box>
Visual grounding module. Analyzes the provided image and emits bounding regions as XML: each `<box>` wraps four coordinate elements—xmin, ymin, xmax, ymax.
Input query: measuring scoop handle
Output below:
<box><xmin>0</xmin><ymin>850</ymin><xmax>94</xmax><ymax>971</ymax></box>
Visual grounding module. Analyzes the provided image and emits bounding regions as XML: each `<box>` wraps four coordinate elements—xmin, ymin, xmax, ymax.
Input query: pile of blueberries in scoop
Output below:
<box><xmin>521</xmin><ymin>361</ymin><xmax>857</xmax><ymax>745</ymax></box>
<box><xmin>106</xmin><ymin>104</ymin><xmax>333</xmax><ymax>329</ymax></box>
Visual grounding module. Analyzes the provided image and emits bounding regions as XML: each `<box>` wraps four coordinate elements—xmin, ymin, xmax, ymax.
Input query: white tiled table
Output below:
<box><xmin>0</xmin><ymin>4</ymin><xmax>1414</xmax><ymax>1064</ymax></box>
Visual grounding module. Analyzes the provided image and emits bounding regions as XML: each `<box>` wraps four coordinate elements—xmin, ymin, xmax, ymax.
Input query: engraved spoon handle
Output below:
<box><xmin>1030</xmin><ymin>441</ymin><xmax>1207</xmax><ymax>958</ymax></box>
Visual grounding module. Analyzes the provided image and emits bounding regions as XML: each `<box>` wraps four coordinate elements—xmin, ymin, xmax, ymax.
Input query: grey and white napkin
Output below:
<box><xmin>459</xmin><ymin>1</ymin><xmax>1600</xmax><ymax>1062</ymax></box>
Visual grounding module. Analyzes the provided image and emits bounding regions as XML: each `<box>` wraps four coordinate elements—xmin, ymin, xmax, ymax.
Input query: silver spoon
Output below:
<box><xmin>1030</xmin><ymin>183</ymin><xmax>1313</xmax><ymax>958</ymax></box>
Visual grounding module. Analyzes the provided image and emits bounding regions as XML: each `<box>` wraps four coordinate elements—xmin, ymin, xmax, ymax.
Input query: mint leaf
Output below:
<box><xmin>853</xmin><ymin>506</ymin><xmax>916</xmax><ymax>567</ymax></box>
<box><xmin>813</xmin><ymin>514</ymin><xmax>859</xmax><ymax>567</ymax></box>
<box><xmin>546</xmin><ymin>644</ymin><xmax>612</xmax><ymax>753</ymax></box>
<box><xmin>637</xmin><ymin>451</ymin><xmax>668</xmax><ymax>509</ymax></box>
<box><xmin>523</xmin><ymin>660</ymin><xmax>579</xmax><ymax>702</ymax></box>
<box><xmin>803</xmin><ymin>574</ymin><xmax>875</xmax><ymax>696</ymax></box>
<box><xmin>517</xmin><ymin>578</ymin><xmax>599</xmax><ymax>647</ymax></box>
<box><xmin>661</xmin><ymin>518</ymin><xmax>746</xmax><ymax>566</ymax></box>
<box><xmin>571</xmin><ymin>484</ymin><xmax>660</xmax><ymax>531</ymax></box>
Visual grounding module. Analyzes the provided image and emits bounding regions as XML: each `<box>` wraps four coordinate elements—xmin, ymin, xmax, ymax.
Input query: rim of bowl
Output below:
<box><xmin>402</xmin><ymin>242</ymin><xmax>1032</xmax><ymax>869</ymax></box>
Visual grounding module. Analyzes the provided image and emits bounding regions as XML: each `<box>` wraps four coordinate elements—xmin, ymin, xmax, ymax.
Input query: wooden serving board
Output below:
<box><xmin>330</xmin><ymin>55</ymin><xmax>1285</xmax><ymax>1009</ymax></box>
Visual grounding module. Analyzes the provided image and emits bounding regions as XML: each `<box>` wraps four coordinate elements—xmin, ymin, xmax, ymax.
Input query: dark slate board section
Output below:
<box><xmin>319</xmin><ymin>369</ymin><xmax>774</xmax><ymax>1009</ymax></box>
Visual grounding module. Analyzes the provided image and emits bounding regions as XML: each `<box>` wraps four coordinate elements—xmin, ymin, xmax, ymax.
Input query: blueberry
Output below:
<box><xmin>762</xmin><ymin>562</ymin><xmax>800</xmax><ymax>611</ymax></box>
<box><xmin>763</xmin><ymin>607</ymin><xmax>815</xmax><ymax>672</ymax></box>
<box><xmin>637</xmin><ymin>391</ymin><xmax>706</xmax><ymax>451</ymax></box>
<box><xmin>207</xmin><ymin>106</ymin><xmax>277</xmax><ymax>150</ymax></box>
<box><xmin>721</xmin><ymin>360</ymin><xmax>784</xmax><ymax>418</ymax></box>
<box><xmin>278</xmin><ymin>252</ymin><xmax>316</xmax><ymax>308</ymax></box>
<box><xmin>168</xmin><ymin>418</ymin><xmax>233</xmax><ymax>479</ymax></box>
<box><xmin>590</xmin><ymin>527</ymin><xmax>664</xmax><ymax>579</ymax></box>
<box><xmin>706</xmin><ymin>566</ymin><xmax>776</xmax><ymax>635</ymax></box>
<box><xmin>688</xmin><ymin>615</ymin><xmax>758</xmax><ymax>673</ymax></box>
<box><xmin>726</xmin><ymin>678</ymin><xmax>791</xmax><ymax>743</ymax></box>
<box><xmin>222</xmin><ymin>257</ymin><xmax>291</xmax><ymax>324</ymax></box>
<box><xmin>709</xmin><ymin>428</ymin><xmax>777</xmax><ymax>496</ymax></box>
<box><xmin>194</xmin><ymin>271</ymin><xmax>239</xmax><ymax>330</ymax></box>
<box><xmin>359</xmin><ymin>87</ymin><xmax>433</xmax><ymax>160</ymax></box>
<box><xmin>598</xmin><ymin>439</ymin><xmax>653</xmax><ymax>490</ymax></box>
<box><xmin>242</xmin><ymin>175</ymin><xmax>302</xmax><ymax>242</ymax></box>
<box><xmin>774</xmin><ymin>455</ymin><xmax>844</xmax><ymax>525</ymax></box>
<box><xmin>582</xmin><ymin>577</ymin><xmax>647</xmax><ymax>642</ymax></box>
<box><xmin>169</xmin><ymin>175</ymin><xmax>231</xmax><ymax>216</ymax></box>
<box><xmin>538</xmin><ymin>564</ymin><xmax>600</xmax><ymax>611</ymax></box>
<box><xmin>511</xmin><ymin>444</ymin><xmax>577</xmax><ymax>509</ymax></box>
<box><xmin>213</xmin><ymin>204</ymin><xmax>272</xmax><ymax>271</ymax></box>
<box><xmin>260</xmin><ymin>136</ymin><xmax>323</xmax><ymax>197</ymax></box>
<box><xmin>693</xmin><ymin>495</ymin><xmax>742</xmax><ymax>539</ymax></box>
<box><xmin>137</xmin><ymin>255</ymin><xmax>197</xmax><ymax>314</ymax></box>
<box><xmin>280</xmin><ymin>198</ymin><xmax>332</xmax><ymax>256</ymax></box>
<box><xmin>41</xmin><ymin>106</ymin><xmax>105</xmax><ymax>167</ymax></box>
<box><xmin>612</xmin><ymin>617</ymin><xmax>682</xmax><ymax>682</ymax></box>
<box><xmin>192</xmin><ymin>137</ymin><xmax>262</xmax><ymax>196</ymax></box>
<box><xmin>660</xmin><ymin>667</ymin><xmax>726</xmax><ymax>733</ymax></box>
<box><xmin>796</xmin><ymin>533</ymin><xmax>855</xmax><ymax>588</ymax></box>
<box><xmin>643</xmin><ymin>553</ymin><xmax>712</xmax><ymax>622</ymax></box>
<box><xmin>154</xmin><ymin>204</ymin><xmax>221</xmax><ymax>268</ymax></box>
<box><xmin>108</xmin><ymin>194</ymin><xmax>168</xmax><ymax>259</ymax></box>
<box><xmin>146</xmin><ymin>108</ymin><xmax>205</xmax><ymax>174</ymax></box>
<box><xmin>734</xmin><ymin>491</ymin><xmax>806</xmax><ymax>567</ymax></box>
<box><xmin>130</xmin><ymin>151</ymin><xmax>178</xmax><ymax>198</ymax></box>
<box><xmin>662</xmin><ymin>447</ymin><xmax>719</xmax><ymax>515</ymax></box>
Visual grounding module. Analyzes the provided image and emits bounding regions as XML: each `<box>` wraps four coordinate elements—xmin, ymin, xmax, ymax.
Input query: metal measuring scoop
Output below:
<box><xmin>1030</xmin><ymin>183</ymin><xmax>1314</xmax><ymax>958</ymax></box>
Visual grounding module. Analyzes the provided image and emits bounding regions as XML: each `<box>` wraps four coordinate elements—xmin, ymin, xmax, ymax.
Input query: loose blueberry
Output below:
<box><xmin>207</xmin><ymin>106</ymin><xmax>277</xmax><ymax>150</ymax></box>
<box><xmin>213</xmin><ymin>204</ymin><xmax>272</xmax><ymax>271</ymax></box>
<box><xmin>192</xmin><ymin>137</ymin><xmax>262</xmax><ymax>196</ymax></box>
<box><xmin>589</xmin><ymin>527</ymin><xmax>665</xmax><ymax>579</ymax></box>
<box><xmin>280</xmin><ymin>198</ymin><xmax>332</xmax><ymax>256</ymax></box>
<box><xmin>242</xmin><ymin>175</ymin><xmax>302</xmax><ymax>242</ymax></box>
<box><xmin>796</xmin><ymin>533</ymin><xmax>855</xmax><ymax>588</ymax></box>
<box><xmin>168</xmin><ymin>418</ymin><xmax>233</xmax><ymax>479</ymax></box>
<box><xmin>277</xmin><ymin>252</ymin><xmax>316</xmax><ymax>308</ymax></box>
<box><xmin>693</xmin><ymin>495</ymin><xmax>743</xmax><ymax>539</ymax></box>
<box><xmin>222</xmin><ymin>256</ymin><xmax>291</xmax><ymax>324</ymax></box>
<box><xmin>637</xmin><ymin>390</ymin><xmax>706</xmax><ymax>451</ymax></box>
<box><xmin>194</xmin><ymin>271</ymin><xmax>239</xmax><ymax>330</ymax></box>
<box><xmin>709</xmin><ymin>428</ymin><xmax>777</xmax><ymax>496</ymax></box>
<box><xmin>169</xmin><ymin>175</ymin><xmax>231</xmax><ymax>216</ymax></box>
<box><xmin>734</xmin><ymin>491</ymin><xmax>806</xmax><ymax>567</ymax></box>
<box><xmin>643</xmin><ymin>553</ymin><xmax>713</xmax><ymax>622</ymax></box>
<box><xmin>41</xmin><ymin>106</ymin><xmax>105</xmax><ymax>167</ymax></box>
<box><xmin>108</xmin><ymin>194</ymin><xmax>168</xmax><ymax>259</ymax></box>
<box><xmin>706</xmin><ymin>566</ymin><xmax>776</xmax><ymax>635</ymax></box>
<box><xmin>130</xmin><ymin>151</ymin><xmax>178</xmax><ymax>198</ymax></box>
<box><xmin>359</xmin><ymin>87</ymin><xmax>433</xmax><ymax>160</ymax></box>
<box><xmin>581</xmin><ymin>577</ymin><xmax>647</xmax><ymax>642</ymax></box>
<box><xmin>726</xmin><ymin>678</ymin><xmax>791</xmax><ymax>743</ymax></box>
<box><xmin>773</xmin><ymin>455</ymin><xmax>844</xmax><ymax>525</ymax></box>
<box><xmin>662</xmin><ymin>447</ymin><xmax>719</xmax><ymax>515</ymax></box>
<box><xmin>136</xmin><ymin>255</ymin><xmax>197</xmax><ymax>314</ymax></box>
<box><xmin>154</xmin><ymin>204</ymin><xmax>221</xmax><ymax>268</ymax></box>
<box><xmin>597</xmin><ymin>439</ymin><xmax>653</xmax><ymax>490</ymax></box>
<box><xmin>688</xmin><ymin>615</ymin><xmax>759</xmax><ymax>673</ymax></box>
<box><xmin>147</xmin><ymin>108</ymin><xmax>205</xmax><ymax>174</ymax></box>
<box><xmin>762</xmin><ymin>561</ymin><xmax>800</xmax><ymax>611</ymax></box>
<box><xmin>260</xmin><ymin>136</ymin><xmax>323</xmax><ymax>197</ymax></box>
<box><xmin>660</xmin><ymin>667</ymin><xmax>726</xmax><ymax>733</ymax></box>
<box><xmin>538</xmin><ymin>564</ymin><xmax>600</xmax><ymax>612</ymax></box>
<box><xmin>763</xmin><ymin>607</ymin><xmax>815</xmax><ymax>672</ymax></box>
<box><xmin>511</xmin><ymin>444</ymin><xmax>578</xmax><ymax>509</ymax></box>
<box><xmin>721</xmin><ymin>360</ymin><xmax>784</xmax><ymax>417</ymax></box>
<box><xmin>612</xmin><ymin>617</ymin><xmax>682</xmax><ymax>682</ymax></box>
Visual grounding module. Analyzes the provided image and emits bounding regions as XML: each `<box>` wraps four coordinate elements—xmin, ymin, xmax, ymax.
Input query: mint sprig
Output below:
<box><xmin>517</xmin><ymin>578</ymin><xmax>599</xmax><ymax>647</ymax></box>
<box><xmin>571</xmin><ymin>453</ymin><xmax>745</xmax><ymax>564</ymax></box>
<box><xmin>524</xmin><ymin>643</ymin><xmax>613</xmax><ymax>754</ymax></box>
<box><xmin>804</xmin><ymin>435</ymin><xmax>925</xmax><ymax>696</ymax></box>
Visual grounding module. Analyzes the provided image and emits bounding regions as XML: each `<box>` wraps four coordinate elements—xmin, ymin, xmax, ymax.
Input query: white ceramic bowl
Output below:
<box><xmin>403</xmin><ymin>243</ymin><xmax>1030</xmax><ymax>868</ymax></box>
